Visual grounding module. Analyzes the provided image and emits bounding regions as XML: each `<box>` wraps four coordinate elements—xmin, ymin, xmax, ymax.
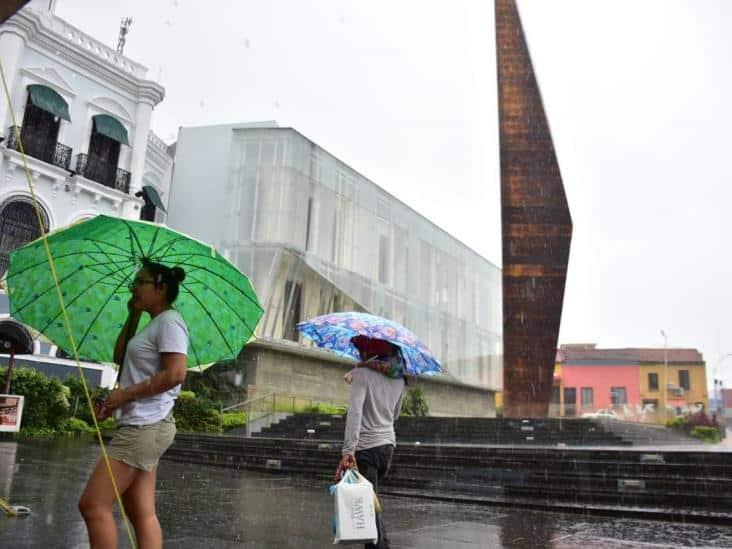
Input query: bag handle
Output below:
<box><xmin>337</xmin><ymin>469</ymin><xmax>382</xmax><ymax>513</ymax></box>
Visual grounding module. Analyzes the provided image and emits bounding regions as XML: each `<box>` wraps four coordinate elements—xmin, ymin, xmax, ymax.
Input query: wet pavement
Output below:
<box><xmin>1</xmin><ymin>439</ymin><xmax>732</xmax><ymax>548</ymax></box>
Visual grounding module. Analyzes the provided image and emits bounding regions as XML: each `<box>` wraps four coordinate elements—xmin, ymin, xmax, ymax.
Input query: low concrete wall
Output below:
<box><xmin>239</xmin><ymin>339</ymin><xmax>495</xmax><ymax>417</ymax></box>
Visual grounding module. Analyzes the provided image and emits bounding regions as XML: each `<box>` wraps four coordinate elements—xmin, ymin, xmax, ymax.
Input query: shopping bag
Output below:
<box><xmin>330</xmin><ymin>468</ymin><xmax>378</xmax><ymax>544</ymax></box>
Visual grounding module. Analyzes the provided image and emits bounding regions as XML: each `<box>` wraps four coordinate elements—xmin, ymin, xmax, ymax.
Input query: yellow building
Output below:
<box><xmin>638</xmin><ymin>349</ymin><xmax>709</xmax><ymax>423</ymax></box>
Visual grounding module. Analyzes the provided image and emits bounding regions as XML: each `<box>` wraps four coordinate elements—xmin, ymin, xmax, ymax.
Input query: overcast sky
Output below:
<box><xmin>55</xmin><ymin>0</ymin><xmax>732</xmax><ymax>388</ymax></box>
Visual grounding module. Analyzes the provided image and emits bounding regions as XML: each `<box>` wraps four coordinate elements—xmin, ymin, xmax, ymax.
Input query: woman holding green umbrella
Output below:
<box><xmin>79</xmin><ymin>259</ymin><xmax>188</xmax><ymax>549</ymax></box>
<box><xmin>8</xmin><ymin>215</ymin><xmax>264</xmax><ymax>548</ymax></box>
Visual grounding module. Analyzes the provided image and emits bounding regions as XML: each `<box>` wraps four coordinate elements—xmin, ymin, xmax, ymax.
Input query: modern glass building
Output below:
<box><xmin>167</xmin><ymin>123</ymin><xmax>502</xmax><ymax>389</ymax></box>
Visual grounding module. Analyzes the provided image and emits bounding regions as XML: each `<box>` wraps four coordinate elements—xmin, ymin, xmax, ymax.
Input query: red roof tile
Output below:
<box><xmin>557</xmin><ymin>345</ymin><xmax>703</xmax><ymax>364</ymax></box>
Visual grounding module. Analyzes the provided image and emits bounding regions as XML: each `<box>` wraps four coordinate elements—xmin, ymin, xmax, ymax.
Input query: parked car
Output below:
<box><xmin>582</xmin><ymin>409</ymin><xmax>619</xmax><ymax>420</ymax></box>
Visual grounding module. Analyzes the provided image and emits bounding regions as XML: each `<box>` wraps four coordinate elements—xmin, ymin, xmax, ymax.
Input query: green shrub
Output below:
<box><xmin>302</xmin><ymin>403</ymin><xmax>347</xmax><ymax>415</ymax></box>
<box><xmin>666</xmin><ymin>416</ymin><xmax>685</xmax><ymax>430</ymax></box>
<box><xmin>15</xmin><ymin>426</ymin><xmax>60</xmax><ymax>438</ymax></box>
<box><xmin>174</xmin><ymin>396</ymin><xmax>222</xmax><ymax>433</ymax></box>
<box><xmin>222</xmin><ymin>411</ymin><xmax>246</xmax><ymax>429</ymax></box>
<box><xmin>94</xmin><ymin>417</ymin><xmax>117</xmax><ymax>432</ymax></box>
<box><xmin>63</xmin><ymin>417</ymin><xmax>95</xmax><ymax>434</ymax></box>
<box><xmin>401</xmin><ymin>387</ymin><xmax>429</xmax><ymax>417</ymax></box>
<box><xmin>0</xmin><ymin>367</ymin><xmax>69</xmax><ymax>431</ymax></box>
<box><xmin>690</xmin><ymin>426</ymin><xmax>722</xmax><ymax>443</ymax></box>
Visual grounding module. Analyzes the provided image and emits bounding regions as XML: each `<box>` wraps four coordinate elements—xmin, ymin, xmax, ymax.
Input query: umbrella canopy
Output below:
<box><xmin>6</xmin><ymin>215</ymin><xmax>263</xmax><ymax>368</ymax></box>
<box><xmin>296</xmin><ymin>312</ymin><xmax>442</xmax><ymax>376</ymax></box>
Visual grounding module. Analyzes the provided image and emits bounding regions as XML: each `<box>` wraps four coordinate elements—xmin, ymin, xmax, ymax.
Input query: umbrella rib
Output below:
<box><xmin>7</xmin><ymin>248</ymin><xmax>130</xmax><ymax>279</ymax></box>
<box><xmin>145</xmin><ymin>224</ymin><xmax>162</xmax><ymax>259</ymax></box>
<box><xmin>83</xmin><ymin>265</ymin><xmax>130</xmax><ymax>285</ymax></box>
<box><xmin>78</xmin><ymin>237</ymin><xmax>131</xmax><ymax>256</ymax></box>
<box><xmin>75</xmin><ymin>270</ymin><xmax>136</xmax><ymax>352</ymax></box>
<box><xmin>11</xmin><ymin>266</ymin><xmax>92</xmax><ymax>315</ymax></box>
<box><xmin>155</xmin><ymin>251</ymin><xmax>242</xmax><ymax>276</ymax></box>
<box><xmin>182</xmin><ymin>272</ymin><xmax>260</xmax><ymax>336</ymax></box>
<box><xmin>16</xmin><ymin>235</ymin><xmax>131</xmax><ymax>256</ymax></box>
<box><xmin>123</xmin><ymin>221</ymin><xmax>146</xmax><ymax>258</ymax></box>
<box><xmin>158</xmin><ymin>250</ymin><xmax>236</xmax><ymax>266</ymax></box>
<box><xmin>179</xmin><ymin>280</ymin><xmax>237</xmax><ymax>357</ymax></box>
<box><xmin>33</xmin><ymin>267</ymin><xmax>128</xmax><ymax>336</ymax></box>
<box><xmin>14</xmin><ymin>256</ymin><xmax>131</xmax><ymax>284</ymax></box>
<box><xmin>90</xmin><ymin>241</ymin><xmax>134</xmax><ymax>273</ymax></box>
<box><xmin>159</xmin><ymin>259</ymin><xmax>263</xmax><ymax>312</ymax></box>
<box><xmin>185</xmin><ymin>326</ymin><xmax>202</xmax><ymax>368</ymax></box>
<box><xmin>155</xmin><ymin>250</ymin><xmax>247</xmax><ymax>278</ymax></box>
<box><xmin>148</xmin><ymin>235</ymin><xmax>192</xmax><ymax>260</ymax></box>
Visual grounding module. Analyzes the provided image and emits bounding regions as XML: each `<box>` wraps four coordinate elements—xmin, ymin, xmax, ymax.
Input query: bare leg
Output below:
<box><xmin>79</xmin><ymin>458</ymin><xmax>139</xmax><ymax>549</ymax></box>
<box><xmin>122</xmin><ymin>468</ymin><xmax>162</xmax><ymax>549</ymax></box>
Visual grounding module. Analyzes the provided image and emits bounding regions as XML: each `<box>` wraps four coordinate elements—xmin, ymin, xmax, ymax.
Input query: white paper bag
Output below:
<box><xmin>331</xmin><ymin>469</ymin><xmax>378</xmax><ymax>545</ymax></box>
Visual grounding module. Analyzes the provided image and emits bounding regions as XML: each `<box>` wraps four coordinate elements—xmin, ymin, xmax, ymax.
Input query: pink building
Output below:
<box><xmin>558</xmin><ymin>362</ymin><xmax>640</xmax><ymax>416</ymax></box>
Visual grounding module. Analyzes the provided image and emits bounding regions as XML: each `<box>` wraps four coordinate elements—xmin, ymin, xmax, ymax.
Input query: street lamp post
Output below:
<box><xmin>714</xmin><ymin>353</ymin><xmax>732</xmax><ymax>416</ymax></box>
<box><xmin>661</xmin><ymin>330</ymin><xmax>668</xmax><ymax>423</ymax></box>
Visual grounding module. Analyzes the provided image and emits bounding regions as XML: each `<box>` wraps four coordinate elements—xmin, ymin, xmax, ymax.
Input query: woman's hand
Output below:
<box><xmin>334</xmin><ymin>453</ymin><xmax>357</xmax><ymax>481</ymax></box>
<box><xmin>97</xmin><ymin>389</ymin><xmax>129</xmax><ymax>420</ymax></box>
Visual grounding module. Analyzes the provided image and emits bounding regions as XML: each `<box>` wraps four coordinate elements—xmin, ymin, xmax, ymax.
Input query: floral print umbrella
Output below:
<box><xmin>296</xmin><ymin>312</ymin><xmax>442</xmax><ymax>376</ymax></box>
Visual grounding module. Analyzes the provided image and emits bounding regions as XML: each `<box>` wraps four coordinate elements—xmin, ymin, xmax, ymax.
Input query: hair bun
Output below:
<box><xmin>171</xmin><ymin>266</ymin><xmax>186</xmax><ymax>283</ymax></box>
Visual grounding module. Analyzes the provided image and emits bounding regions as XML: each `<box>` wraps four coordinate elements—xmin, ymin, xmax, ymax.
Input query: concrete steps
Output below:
<box><xmin>163</xmin><ymin>432</ymin><xmax>732</xmax><ymax>523</ymax></box>
<box><xmin>255</xmin><ymin>414</ymin><xmax>631</xmax><ymax>446</ymax></box>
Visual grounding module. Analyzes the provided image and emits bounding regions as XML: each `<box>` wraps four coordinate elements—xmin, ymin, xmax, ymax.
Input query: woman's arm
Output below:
<box><xmin>101</xmin><ymin>353</ymin><xmax>187</xmax><ymax>414</ymax></box>
<box><xmin>121</xmin><ymin>352</ymin><xmax>187</xmax><ymax>400</ymax></box>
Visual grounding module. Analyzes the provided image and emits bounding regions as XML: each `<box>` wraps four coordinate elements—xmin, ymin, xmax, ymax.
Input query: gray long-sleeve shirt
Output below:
<box><xmin>342</xmin><ymin>367</ymin><xmax>406</xmax><ymax>456</ymax></box>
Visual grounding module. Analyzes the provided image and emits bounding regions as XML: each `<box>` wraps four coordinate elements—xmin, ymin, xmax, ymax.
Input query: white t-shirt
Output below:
<box><xmin>117</xmin><ymin>309</ymin><xmax>189</xmax><ymax>426</ymax></box>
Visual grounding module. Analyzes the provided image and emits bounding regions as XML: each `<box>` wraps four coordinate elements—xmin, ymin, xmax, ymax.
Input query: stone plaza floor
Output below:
<box><xmin>1</xmin><ymin>439</ymin><xmax>732</xmax><ymax>548</ymax></box>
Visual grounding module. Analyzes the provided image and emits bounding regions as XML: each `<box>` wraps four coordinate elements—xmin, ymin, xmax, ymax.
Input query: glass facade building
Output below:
<box><xmin>167</xmin><ymin>124</ymin><xmax>502</xmax><ymax>389</ymax></box>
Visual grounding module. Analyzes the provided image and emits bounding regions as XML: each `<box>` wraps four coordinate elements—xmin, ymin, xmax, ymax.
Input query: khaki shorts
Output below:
<box><xmin>107</xmin><ymin>414</ymin><xmax>176</xmax><ymax>472</ymax></box>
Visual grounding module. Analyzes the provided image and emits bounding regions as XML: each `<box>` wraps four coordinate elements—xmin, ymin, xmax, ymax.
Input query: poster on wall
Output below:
<box><xmin>0</xmin><ymin>395</ymin><xmax>24</xmax><ymax>432</ymax></box>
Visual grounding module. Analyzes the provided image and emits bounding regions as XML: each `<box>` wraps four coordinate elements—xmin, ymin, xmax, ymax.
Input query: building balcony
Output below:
<box><xmin>6</xmin><ymin>126</ymin><xmax>72</xmax><ymax>170</ymax></box>
<box><xmin>74</xmin><ymin>153</ymin><xmax>131</xmax><ymax>194</ymax></box>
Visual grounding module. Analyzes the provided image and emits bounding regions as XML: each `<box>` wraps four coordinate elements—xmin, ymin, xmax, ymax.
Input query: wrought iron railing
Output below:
<box><xmin>75</xmin><ymin>153</ymin><xmax>131</xmax><ymax>194</ymax></box>
<box><xmin>6</xmin><ymin>126</ymin><xmax>72</xmax><ymax>170</ymax></box>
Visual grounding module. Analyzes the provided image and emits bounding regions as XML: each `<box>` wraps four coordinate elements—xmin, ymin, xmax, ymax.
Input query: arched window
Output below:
<box><xmin>0</xmin><ymin>198</ymin><xmax>49</xmax><ymax>276</ymax></box>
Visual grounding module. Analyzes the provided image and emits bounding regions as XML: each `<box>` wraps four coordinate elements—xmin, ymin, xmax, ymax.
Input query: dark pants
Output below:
<box><xmin>355</xmin><ymin>444</ymin><xmax>394</xmax><ymax>549</ymax></box>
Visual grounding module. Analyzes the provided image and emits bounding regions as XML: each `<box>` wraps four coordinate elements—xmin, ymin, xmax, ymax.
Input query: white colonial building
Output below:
<box><xmin>0</xmin><ymin>0</ymin><xmax>172</xmax><ymax>275</ymax></box>
<box><xmin>0</xmin><ymin>0</ymin><xmax>172</xmax><ymax>387</ymax></box>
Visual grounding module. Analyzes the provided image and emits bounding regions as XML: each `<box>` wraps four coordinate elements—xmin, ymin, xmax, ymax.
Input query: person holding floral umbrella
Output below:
<box><xmin>334</xmin><ymin>336</ymin><xmax>407</xmax><ymax>549</ymax></box>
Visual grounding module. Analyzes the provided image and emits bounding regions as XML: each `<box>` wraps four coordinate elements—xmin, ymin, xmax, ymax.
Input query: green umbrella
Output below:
<box><xmin>6</xmin><ymin>215</ymin><xmax>263</xmax><ymax>368</ymax></box>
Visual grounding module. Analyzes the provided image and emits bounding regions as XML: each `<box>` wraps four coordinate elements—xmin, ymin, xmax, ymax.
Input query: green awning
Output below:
<box><xmin>142</xmin><ymin>185</ymin><xmax>167</xmax><ymax>213</ymax></box>
<box><xmin>27</xmin><ymin>84</ymin><xmax>70</xmax><ymax>122</ymax></box>
<box><xmin>92</xmin><ymin>114</ymin><xmax>129</xmax><ymax>145</ymax></box>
